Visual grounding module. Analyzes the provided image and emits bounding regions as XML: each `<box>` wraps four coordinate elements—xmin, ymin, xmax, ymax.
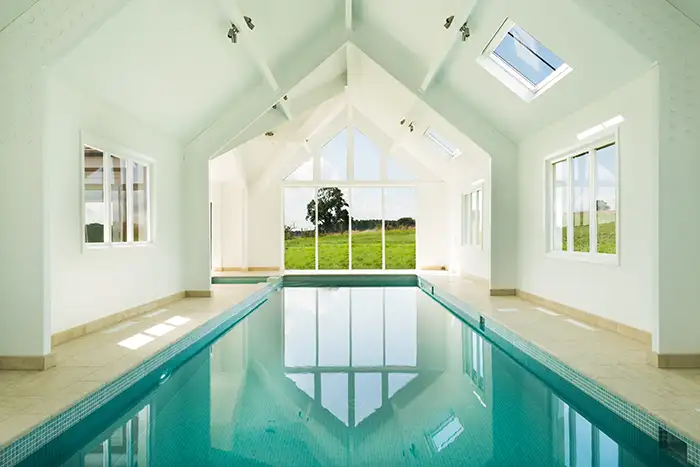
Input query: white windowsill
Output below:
<box><xmin>85</xmin><ymin>242</ymin><xmax>153</xmax><ymax>251</ymax></box>
<box><xmin>545</xmin><ymin>251</ymin><xmax>619</xmax><ymax>266</ymax></box>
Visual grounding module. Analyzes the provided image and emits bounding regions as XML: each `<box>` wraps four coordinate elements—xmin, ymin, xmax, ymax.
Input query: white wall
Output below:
<box><xmin>416</xmin><ymin>183</ymin><xmax>449</xmax><ymax>268</ymax></box>
<box><xmin>517</xmin><ymin>68</ymin><xmax>658</xmax><ymax>333</ymax></box>
<box><xmin>210</xmin><ymin>181</ymin><xmax>247</xmax><ymax>270</ymax></box>
<box><xmin>248</xmin><ymin>184</ymin><xmax>283</xmax><ymax>268</ymax></box>
<box><xmin>446</xmin><ymin>155</ymin><xmax>491</xmax><ymax>280</ymax></box>
<box><xmin>46</xmin><ymin>75</ymin><xmax>185</xmax><ymax>333</ymax></box>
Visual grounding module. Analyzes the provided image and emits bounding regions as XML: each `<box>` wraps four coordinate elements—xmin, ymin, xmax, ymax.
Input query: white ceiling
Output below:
<box><xmin>52</xmin><ymin>0</ymin><xmax>656</xmax><ymax>160</ymax></box>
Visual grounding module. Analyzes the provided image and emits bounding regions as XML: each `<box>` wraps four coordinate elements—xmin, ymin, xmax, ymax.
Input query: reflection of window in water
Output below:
<box><xmin>463</xmin><ymin>328</ymin><xmax>485</xmax><ymax>391</ymax></box>
<box><xmin>283</xmin><ymin>288</ymin><xmax>419</xmax><ymax>427</ymax></box>
<box><xmin>428</xmin><ymin>414</ymin><xmax>464</xmax><ymax>452</ymax></box>
<box><xmin>83</xmin><ymin>405</ymin><xmax>151</xmax><ymax>467</ymax></box>
<box><xmin>552</xmin><ymin>397</ymin><xmax>620</xmax><ymax>466</ymax></box>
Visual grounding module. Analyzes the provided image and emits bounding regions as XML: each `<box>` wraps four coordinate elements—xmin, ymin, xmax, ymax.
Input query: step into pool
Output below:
<box><xmin>10</xmin><ymin>285</ymin><xmax>690</xmax><ymax>466</ymax></box>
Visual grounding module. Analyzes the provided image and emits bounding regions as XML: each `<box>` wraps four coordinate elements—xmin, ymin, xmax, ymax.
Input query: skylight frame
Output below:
<box><xmin>479</xmin><ymin>19</ymin><xmax>572</xmax><ymax>102</ymax></box>
<box><xmin>424</xmin><ymin>127</ymin><xmax>462</xmax><ymax>158</ymax></box>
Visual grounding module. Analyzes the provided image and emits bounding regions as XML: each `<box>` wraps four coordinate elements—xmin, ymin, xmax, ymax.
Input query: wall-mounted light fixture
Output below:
<box><xmin>459</xmin><ymin>22</ymin><xmax>470</xmax><ymax>41</ymax></box>
<box><xmin>244</xmin><ymin>16</ymin><xmax>255</xmax><ymax>30</ymax></box>
<box><xmin>445</xmin><ymin>15</ymin><xmax>455</xmax><ymax>29</ymax></box>
<box><xmin>227</xmin><ymin>23</ymin><xmax>240</xmax><ymax>43</ymax></box>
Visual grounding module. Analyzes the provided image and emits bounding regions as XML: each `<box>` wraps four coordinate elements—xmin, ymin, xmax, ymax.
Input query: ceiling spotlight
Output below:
<box><xmin>400</xmin><ymin>118</ymin><xmax>406</xmax><ymax>126</ymax></box>
<box><xmin>459</xmin><ymin>22</ymin><xmax>470</xmax><ymax>41</ymax></box>
<box><xmin>444</xmin><ymin>15</ymin><xmax>455</xmax><ymax>29</ymax></box>
<box><xmin>227</xmin><ymin>23</ymin><xmax>240</xmax><ymax>43</ymax></box>
<box><xmin>408</xmin><ymin>122</ymin><xmax>415</xmax><ymax>132</ymax></box>
<box><xmin>265</xmin><ymin>131</ymin><xmax>274</xmax><ymax>137</ymax></box>
<box><xmin>283</xmin><ymin>95</ymin><xmax>288</xmax><ymax>101</ymax></box>
<box><xmin>244</xmin><ymin>16</ymin><xmax>255</xmax><ymax>30</ymax></box>
<box><xmin>272</xmin><ymin>103</ymin><xmax>278</xmax><ymax>110</ymax></box>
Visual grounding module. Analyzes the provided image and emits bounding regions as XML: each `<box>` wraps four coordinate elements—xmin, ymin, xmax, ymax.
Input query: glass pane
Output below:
<box><xmin>351</xmin><ymin>188</ymin><xmax>382</xmax><ymax>269</ymax></box>
<box><xmin>321</xmin><ymin>373</ymin><xmax>348</xmax><ymax>425</ymax></box>
<box><xmin>353</xmin><ymin>129</ymin><xmax>381</xmax><ymax>180</ymax></box>
<box><xmin>384</xmin><ymin>188</ymin><xmax>416</xmax><ymax>269</ymax></box>
<box><xmin>386</xmin><ymin>156</ymin><xmax>415</xmax><ymax>181</ymax></box>
<box><xmin>320</xmin><ymin>129</ymin><xmax>348</xmax><ymax>181</ymax></box>
<box><xmin>284</xmin><ymin>187</ymin><xmax>316</xmax><ymax>270</ymax></box>
<box><xmin>286</xmin><ymin>373</ymin><xmax>315</xmax><ymax>399</ymax></box>
<box><xmin>84</xmin><ymin>146</ymin><xmax>106</xmax><ymax>243</ymax></box>
<box><xmin>599</xmin><ymin>430</ymin><xmax>619</xmax><ymax>466</ymax></box>
<box><xmin>285</xmin><ymin>156</ymin><xmax>313</xmax><ymax>181</ymax></box>
<box><xmin>574</xmin><ymin>413</ymin><xmax>593</xmax><ymax>466</ymax></box>
<box><xmin>110</xmin><ymin>156</ymin><xmax>128</xmax><ymax>243</ymax></box>
<box><xmin>595</xmin><ymin>144</ymin><xmax>617</xmax><ymax>254</ymax></box>
<box><xmin>553</xmin><ymin>160</ymin><xmax>568</xmax><ymax>251</ymax></box>
<box><xmin>494</xmin><ymin>25</ymin><xmax>564</xmax><ymax>86</ymax></box>
<box><xmin>351</xmin><ymin>288</ymin><xmax>384</xmax><ymax>366</ymax></box>
<box><xmin>317</xmin><ymin>187</ymin><xmax>349</xmax><ymax>269</ymax></box>
<box><xmin>354</xmin><ymin>373</ymin><xmax>382</xmax><ymax>426</ymax></box>
<box><xmin>284</xmin><ymin>288</ymin><xmax>317</xmax><ymax>367</ymax></box>
<box><xmin>318</xmin><ymin>288</ymin><xmax>349</xmax><ymax>366</ymax></box>
<box><xmin>388</xmin><ymin>373</ymin><xmax>417</xmax><ymax>398</ymax></box>
<box><xmin>132</xmin><ymin>162</ymin><xmax>149</xmax><ymax>242</ymax></box>
<box><xmin>384</xmin><ymin>288</ymin><xmax>417</xmax><ymax>366</ymax></box>
<box><xmin>572</xmin><ymin>154</ymin><xmax>590</xmax><ymax>252</ymax></box>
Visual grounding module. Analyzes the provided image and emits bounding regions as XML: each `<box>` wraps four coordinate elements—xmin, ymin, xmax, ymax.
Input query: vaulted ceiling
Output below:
<box><xmin>51</xmin><ymin>0</ymin><xmax>655</xmax><ymax>169</ymax></box>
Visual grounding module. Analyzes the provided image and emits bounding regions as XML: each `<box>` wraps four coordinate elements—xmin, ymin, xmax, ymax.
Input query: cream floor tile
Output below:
<box><xmin>0</xmin><ymin>413</ymin><xmax>50</xmax><ymax>447</ymax></box>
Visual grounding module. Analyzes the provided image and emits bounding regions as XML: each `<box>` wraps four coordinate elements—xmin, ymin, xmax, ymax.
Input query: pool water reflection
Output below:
<box><xmin>53</xmin><ymin>287</ymin><xmax>684</xmax><ymax>467</ymax></box>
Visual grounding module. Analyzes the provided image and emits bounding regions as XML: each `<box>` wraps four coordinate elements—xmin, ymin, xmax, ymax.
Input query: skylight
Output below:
<box><xmin>429</xmin><ymin>415</ymin><xmax>464</xmax><ymax>452</ymax></box>
<box><xmin>425</xmin><ymin>128</ymin><xmax>461</xmax><ymax>158</ymax></box>
<box><xmin>480</xmin><ymin>20</ymin><xmax>572</xmax><ymax>101</ymax></box>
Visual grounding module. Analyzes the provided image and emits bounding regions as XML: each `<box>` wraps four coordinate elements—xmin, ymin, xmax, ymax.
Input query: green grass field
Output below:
<box><xmin>284</xmin><ymin>228</ymin><xmax>416</xmax><ymax>270</ymax></box>
<box><xmin>562</xmin><ymin>215</ymin><xmax>616</xmax><ymax>253</ymax></box>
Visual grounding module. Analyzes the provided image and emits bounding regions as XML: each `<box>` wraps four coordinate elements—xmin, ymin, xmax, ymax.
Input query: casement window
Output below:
<box><xmin>462</xmin><ymin>188</ymin><xmax>483</xmax><ymax>248</ymax></box>
<box><xmin>83</xmin><ymin>142</ymin><xmax>152</xmax><ymax>246</ymax></box>
<box><xmin>479</xmin><ymin>19</ymin><xmax>572</xmax><ymax>102</ymax></box>
<box><xmin>547</xmin><ymin>138</ymin><xmax>618</xmax><ymax>261</ymax></box>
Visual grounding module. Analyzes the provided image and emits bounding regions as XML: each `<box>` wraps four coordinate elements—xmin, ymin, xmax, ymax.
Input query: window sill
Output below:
<box><xmin>545</xmin><ymin>251</ymin><xmax>619</xmax><ymax>266</ymax></box>
<box><xmin>84</xmin><ymin>242</ymin><xmax>153</xmax><ymax>251</ymax></box>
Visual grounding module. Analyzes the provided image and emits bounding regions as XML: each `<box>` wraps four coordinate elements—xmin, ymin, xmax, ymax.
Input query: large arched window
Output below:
<box><xmin>283</xmin><ymin>127</ymin><xmax>417</xmax><ymax>270</ymax></box>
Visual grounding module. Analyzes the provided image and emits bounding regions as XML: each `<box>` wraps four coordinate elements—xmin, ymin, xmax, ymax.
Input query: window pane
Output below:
<box><xmin>494</xmin><ymin>26</ymin><xmax>564</xmax><ymax>87</ymax></box>
<box><xmin>351</xmin><ymin>288</ymin><xmax>384</xmax><ymax>366</ymax></box>
<box><xmin>384</xmin><ymin>188</ymin><xmax>416</xmax><ymax>269</ymax></box>
<box><xmin>384</xmin><ymin>288</ymin><xmax>417</xmax><ymax>366</ymax></box>
<box><xmin>285</xmin><ymin>156</ymin><xmax>313</xmax><ymax>181</ymax></box>
<box><xmin>284</xmin><ymin>288</ymin><xmax>317</xmax><ymax>367</ymax></box>
<box><xmin>574</xmin><ymin>413</ymin><xmax>593</xmax><ymax>466</ymax></box>
<box><xmin>320</xmin><ymin>129</ymin><xmax>347</xmax><ymax>181</ymax></box>
<box><xmin>318</xmin><ymin>288</ymin><xmax>349</xmax><ymax>366</ymax></box>
<box><xmin>572</xmin><ymin>153</ymin><xmax>590</xmax><ymax>252</ymax></box>
<box><xmin>317</xmin><ymin>187</ymin><xmax>349</xmax><ymax>269</ymax></box>
<box><xmin>354</xmin><ymin>373</ymin><xmax>382</xmax><ymax>426</ymax></box>
<box><xmin>553</xmin><ymin>160</ymin><xmax>568</xmax><ymax>251</ymax></box>
<box><xmin>353</xmin><ymin>129</ymin><xmax>381</xmax><ymax>181</ymax></box>
<box><xmin>321</xmin><ymin>373</ymin><xmax>348</xmax><ymax>426</ymax></box>
<box><xmin>284</xmin><ymin>187</ymin><xmax>316</xmax><ymax>270</ymax></box>
<box><xmin>599</xmin><ymin>430</ymin><xmax>619</xmax><ymax>466</ymax></box>
<box><xmin>386</xmin><ymin>156</ymin><xmax>415</xmax><ymax>181</ymax></box>
<box><xmin>351</xmin><ymin>188</ymin><xmax>382</xmax><ymax>269</ymax></box>
<box><xmin>595</xmin><ymin>144</ymin><xmax>617</xmax><ymax>254</ymax></box>
<box><xmin>132</xmin><ymin>162</ymin><xmax>149</xmax><ymax>242</ymax></box>
<box><xmin>84</xmin><ymin>146</ymin><xmax>106</xmax><ymax>243</ymax></box>
<box><xmin>110</xmin><ymin>156</ymin><xmax>128</xmax><ymax>243</ymax></box>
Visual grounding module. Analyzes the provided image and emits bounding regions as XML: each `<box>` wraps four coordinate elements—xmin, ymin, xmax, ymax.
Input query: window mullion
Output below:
<box><xmin>566</xmin><ymin>156</ymin><xmax>573</xmax><ymax>252</ymax></box>
<box><xmin>126</xmin><ymin>160</ymin><xmax>134</xmax><ymax>243</ymax></box>
<box><xmin>105</xmin><ymin>153</ymin><xmax>112</xmax><ymax>245</ymax></box>
<box><xmin>589</xmin><ymin>149</ymin><xmax>597</xmax><ymax>255</ymax></box>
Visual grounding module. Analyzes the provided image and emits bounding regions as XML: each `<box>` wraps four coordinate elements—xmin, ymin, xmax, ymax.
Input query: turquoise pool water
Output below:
<box><xmin>20</xmin><ymin>287</ymin><xmax>686</xmax><ymax>466</ymax></box>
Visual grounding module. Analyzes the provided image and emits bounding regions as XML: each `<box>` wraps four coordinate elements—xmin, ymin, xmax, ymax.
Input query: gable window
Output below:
<box><xmin>547</xmin><ymin>138</ymin><xmax>617</xmax><ymax>261</ymax></box>
<box><xmin>83</xmin><ymin>141</ymin><xmax>152</xmax><ymax>247</ymax></box>
<box><xmin>425</xmin><ymin>127</ymin><xmax>461</xmax><ymax>158</ymax></box>
<box><xmin>462</xmin><ymin>188</ymin><xmax>483</xmax><ymax>248</ymax></box>
<box><xmin>479</xmin><ymin>19</ymin><xmax>571</xmax><ymax>102</ymax></box>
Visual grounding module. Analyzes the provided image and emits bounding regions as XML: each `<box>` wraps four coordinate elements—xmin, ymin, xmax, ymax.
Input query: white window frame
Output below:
<box><xmin>81</xmin><ymin>132</ymin><xmax>154</xmax><ymax>250</ymax></box>
<box><xmin>477</xmin><ymin>18</ymin><xmax>572</xmax><ymax>102</ymax></box>
<box><xmin>544</xmin><ymin>131</ymin><xmax>620</xmax><ymax>265</ymax></box>
<box><xmin>461</xmin><ymin>185</ymin><xmax>483</xmax><ymax>249</ymax></box>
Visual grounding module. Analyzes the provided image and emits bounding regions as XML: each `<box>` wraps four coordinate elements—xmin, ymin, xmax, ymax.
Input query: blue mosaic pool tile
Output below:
<box><xmin>0</xmin><ymin>278</ymin><xmax>282</xmax><ymax>467</ymax></box>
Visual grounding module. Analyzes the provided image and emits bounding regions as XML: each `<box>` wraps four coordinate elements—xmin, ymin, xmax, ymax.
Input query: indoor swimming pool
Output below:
<box><xmin>12</xmin><ymin>286</ymin><xmax>688</xmax><ymax>466</ymax></box>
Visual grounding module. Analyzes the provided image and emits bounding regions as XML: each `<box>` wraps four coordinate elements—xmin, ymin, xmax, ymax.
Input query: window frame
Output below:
<box><xmin>80</xmin><ymin>132</ymin><xmax>154</xmax><ymax>250</ymax></box>
<box><xmin>461</xmin><ymin>185</ymin><xmax>484</xmax><ymax>249</ymax></box>
<box><xmin>544</xmin><ymin>131</ymin><xmax>620</xmax><ymax>265</ymax></box>
<box><xmin>478</xmin><ymin>18</ymin><xmax>572</xmax><ymax>102</ymax></box>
